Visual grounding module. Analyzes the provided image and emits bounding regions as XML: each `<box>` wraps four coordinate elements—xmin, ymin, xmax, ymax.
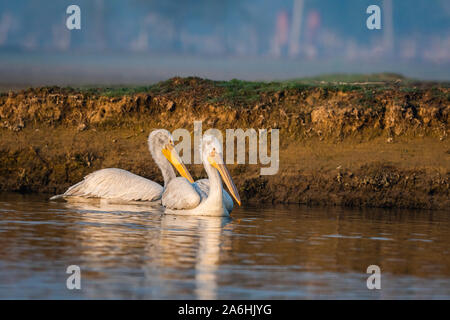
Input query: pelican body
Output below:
<box><xmin>162</xmin><ymin>134</ymin><xmax>241</xmax><ymax>216</ymax></box>
<box><xmin>191</xmin><ymin>179</ymin><xmax>234</xmax><ymax>213</ymax></box>
<box><xmin>50</xmin><ymin>129</ymin><xmax>193</xmax><ymax>203</ymax></box>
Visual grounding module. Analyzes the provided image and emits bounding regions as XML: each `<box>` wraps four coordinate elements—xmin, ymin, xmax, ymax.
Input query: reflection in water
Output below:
<box><xmin>157</xmin><ymin>215</ymin><xmax>231</xmax><ymax>300</ymax></box>
<box><xmin>64</xmin><ymin>200</ymin><xmax>232</xmax><ymax>299</ymax></box>
<box><xmin>0</xmin><ymin>192</ymin><xmax>449</xmax><ymax>299</ymax></box>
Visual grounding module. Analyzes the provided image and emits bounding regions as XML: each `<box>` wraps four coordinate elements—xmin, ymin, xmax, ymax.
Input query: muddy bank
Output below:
<box><xmin>0</xmin><ymin>77</ymin><xmax>449</xmax><ymax>210</ymax></box>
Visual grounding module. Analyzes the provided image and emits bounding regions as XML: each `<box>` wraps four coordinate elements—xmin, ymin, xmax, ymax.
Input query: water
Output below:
<box><xmin>0</xmin><ymin>192</ymin><xmax>449</xmax><ymax>299</ymax></box>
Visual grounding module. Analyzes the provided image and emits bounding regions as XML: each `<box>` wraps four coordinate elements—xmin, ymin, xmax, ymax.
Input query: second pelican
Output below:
<box><xmin>50</xmin><ymin>129</ymin><xmax>193</xmax><ymax>203</ymax></box>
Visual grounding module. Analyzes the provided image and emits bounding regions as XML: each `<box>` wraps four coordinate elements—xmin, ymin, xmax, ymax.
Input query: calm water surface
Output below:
<box><xmin>0</xmin><ymin>192</ymin><xmax>449</xmax><ymax>299</ymax></box>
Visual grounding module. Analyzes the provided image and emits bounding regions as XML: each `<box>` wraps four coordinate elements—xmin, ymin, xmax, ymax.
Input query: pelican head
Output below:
<box><xmin>201</xmin><ymin>134</ymin><xmax>241</xmax><ymax>206</ymax></box>
<box><xmin>149</xmin><ymin>129</ymin><xmax>194</xmax><ymax>184</ymax></box>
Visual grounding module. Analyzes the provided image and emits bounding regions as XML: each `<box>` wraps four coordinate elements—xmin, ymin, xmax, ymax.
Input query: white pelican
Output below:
<box><xmin>162</xmin><ymin>134</ymin><xmax>241</xmax><ymax>216</ymax></box>
<box><xmin>50</xmin><ymin>129</ymin><xmax>194</xmax><ymax>203</ymax></box>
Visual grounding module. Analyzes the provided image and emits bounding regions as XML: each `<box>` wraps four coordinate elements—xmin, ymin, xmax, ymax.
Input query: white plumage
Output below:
<box><xmin>162</xmin><ymin>134</ymin><xmax>240</xmax><ymax>216</ymax></box>
<box><xmin>51</xmin><ymin>168</ymin><xmax>163</xmax><ymax>202</ymax></box>
<box><xmin>161</xmin><ymin>178</ymin><xmax>233</xmax><ymax>211</ymax></box>
<box><xmin>194</xmin><ymin>179</ymin><xmax>234</xmax><ymax>212</ymax></box>
<box><xmin>161</xmin><ymin>177</ymin><xmax>201</xmax><ymax>209</ymax></box>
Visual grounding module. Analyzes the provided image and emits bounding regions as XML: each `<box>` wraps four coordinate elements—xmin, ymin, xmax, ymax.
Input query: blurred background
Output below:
<box><xmin>0</xmin><ymin>0</ymin><xmax>449</xmax><ymax>89</ymax></box>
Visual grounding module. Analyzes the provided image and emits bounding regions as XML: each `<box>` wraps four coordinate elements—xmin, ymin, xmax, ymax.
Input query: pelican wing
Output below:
<box><xmin>195</xmin><ymin>179</ymin><xmax>234</xmax><ymax>212</ymax></box>
<box><xmin>162</xmin><ymin>177</ymin><xmax>201</xmax><ymax>210</ymax></box>
<box><xmin>57</xmin><ymin>168</ymin><xmax>163</xmax><ymax>201</ymax></box>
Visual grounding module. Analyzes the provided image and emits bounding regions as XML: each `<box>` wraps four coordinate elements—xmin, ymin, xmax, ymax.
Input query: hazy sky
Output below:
<box><xmin>0</xmin><ymin>0</ymin><xmax>449</xmax><ymax>85</ymax></box>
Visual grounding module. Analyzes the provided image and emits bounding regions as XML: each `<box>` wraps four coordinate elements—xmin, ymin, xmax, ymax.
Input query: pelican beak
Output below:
<box><xmin>162</xmin><ymin>143</ymin><xmax>194</xmax><ymax>183</ymax></box>
<box><xmin>208</xmin><ymin>154</ymin><xmax>241</xmax><ymax>206</ymax></box>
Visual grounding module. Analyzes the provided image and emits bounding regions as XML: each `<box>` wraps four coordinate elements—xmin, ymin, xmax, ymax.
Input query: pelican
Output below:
<box><xmin>50</xmin><ymin>129</ymin><xmax>194</xmax><ymax>203</ymax></box>
<box><xmin>162</xmin><ymin>134</ymin><xmax>241</xmax><ymax>216</ymax></box>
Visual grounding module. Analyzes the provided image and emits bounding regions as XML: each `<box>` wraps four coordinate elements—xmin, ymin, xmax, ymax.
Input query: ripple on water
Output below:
<box><xmin>0</xmin><ymin>193</ymin><xmax>449</xmax><ymax>299</ymax></box>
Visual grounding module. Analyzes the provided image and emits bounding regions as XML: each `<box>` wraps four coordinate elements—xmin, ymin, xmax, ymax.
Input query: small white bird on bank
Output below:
<box><xmin>162</xmin><ymin>134</ymin><xmax>241</xmax><ymax>216</ymax></box>
<box><xmin>50</xmin><ymin>129</ymin><xmax>194</xmax><ymax>204</ymax></box>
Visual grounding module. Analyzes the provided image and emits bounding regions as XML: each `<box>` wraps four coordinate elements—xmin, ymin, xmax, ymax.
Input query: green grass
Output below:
<box><xmin>47</xmin><ymin>73</ymin><xmax>448</xmax><ymax>104</ymax></box>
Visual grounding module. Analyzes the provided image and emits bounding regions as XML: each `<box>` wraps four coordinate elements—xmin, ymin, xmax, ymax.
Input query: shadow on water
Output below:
<box><xmin>0</xmin><ymin>192</ymin><xmax>449</xmax><ymax>299</ymax></box>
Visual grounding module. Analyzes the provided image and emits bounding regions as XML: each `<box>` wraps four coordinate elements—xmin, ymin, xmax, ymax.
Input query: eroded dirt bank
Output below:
<box><xmin>0</xmin><ymin>77</ymin><xmax>449</xmax><ymax>210</ymax></box>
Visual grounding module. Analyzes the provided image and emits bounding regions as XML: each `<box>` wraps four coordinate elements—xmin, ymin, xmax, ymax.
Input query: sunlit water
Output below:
<box><xmin>0</xmin><ymin>192</ymin><xmax>449</xmax><ymax>299</ymax></box>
